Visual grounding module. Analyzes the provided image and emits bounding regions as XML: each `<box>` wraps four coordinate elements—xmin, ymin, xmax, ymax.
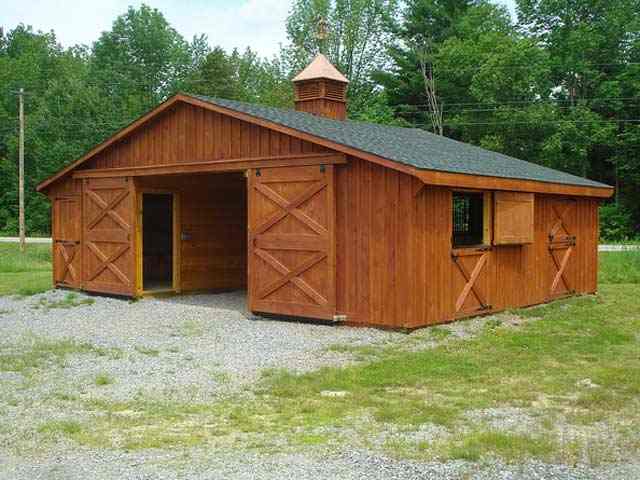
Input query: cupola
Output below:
<box><xmin>292</xmin><ymin>54</ymin><xmax>349</xmax><ymax>120</ymax></box>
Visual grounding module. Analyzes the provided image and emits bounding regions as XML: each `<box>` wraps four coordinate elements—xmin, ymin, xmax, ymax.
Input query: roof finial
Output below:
<box><xmin>316</xmin><ymin>16</ymin><xmax>329</xmax><ymax>54</ymax></box>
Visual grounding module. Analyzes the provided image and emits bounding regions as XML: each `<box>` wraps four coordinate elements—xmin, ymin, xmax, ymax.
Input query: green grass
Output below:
<box><xmin>264</xmin><ymin>287</ymin><xmax>639</xmax><ymax>410</ymax></box>
<box><xmin>94</xmin><ymin>373</ymin><xmax>114</xmax><ymax>386</ymax></box>
<box><xmin>33</xmin><ymin>292</ymin><xmax>94</xmax><ymax>311</ymax></box>
<box><xmin>246</xmin><ymin>283</ymin><xmax>640</xmax><ymax>462</ymax></box>
<box><xmin>0</xmin><ymin>271</ymin><xmax>52</xmax><ymax>296</ymax></box>
<box><xmin>0</xmin><ymin>243</ymin><xmax>51</xmax><ymax>273</ymax></box>
<box><xmin>27</xmin><ymin>281</ymin><xmax>639</xmax><ymax>462</ymax></box>
<box><xmin>38</xmin><ymin>419</ymin><xmax>84</xmax><ymax>436</ymax></box>
<box><xmin>0</xmin><ymin>243</ymin><xmax>52</xmax><ymax>296</ymax></box>
<box><xmin>135</xmin><ymin>346</ymin><xmax>161</xmax><ymax>356</ymax></box>
<box><xmin>0</xmin><ymin>337</ymin><xmax>122</xmax><ymax>375</ymax></box>
<box><xmin>446</xmin><ymin>431</ymin><xmax>555</xmax><ymax>462</ymax></box>
<box><xmin>599</xmin><ymin>251</ymin><xmax>640</xmax><ymax>284</ymax></box>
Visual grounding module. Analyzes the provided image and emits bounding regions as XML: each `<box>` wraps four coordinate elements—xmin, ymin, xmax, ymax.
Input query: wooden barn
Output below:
<box><xmin>37</xmin><ymin>54</ymin><xmax>613</xmax><ymax>329</ymax></box>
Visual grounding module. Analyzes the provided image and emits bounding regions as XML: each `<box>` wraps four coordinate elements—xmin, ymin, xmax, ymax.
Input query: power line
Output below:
<box><xmin>432</xmin><ymin>119</ymin><xmax>640</xmax><ymax>127</ymax></box>
<box><xmin>395</xmin><ymin>105</ymin><xmax>640</xmax><ymax>117</ymax></box>
<box><xmin>391</xmin><ymin>97</ymin><xmax>640</xmax><ymax>109</ymax></box>
<box><xmin>427</xmin><ymin>62</ymin><xmax>640</xmax><ymax>74</ymax></box>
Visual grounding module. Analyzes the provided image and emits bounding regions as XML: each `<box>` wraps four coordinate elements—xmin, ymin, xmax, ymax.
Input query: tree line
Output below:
<box><xmin>1</xmin><ymin>0</ymin><xmax>638</xmax><ymax>239</ymax></box>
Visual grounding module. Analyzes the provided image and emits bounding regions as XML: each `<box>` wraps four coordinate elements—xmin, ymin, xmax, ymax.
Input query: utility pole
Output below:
<box><xmin>18</xmin><ymin>88</ymin><xmax>25</xmax><ymax>253</ymax></box>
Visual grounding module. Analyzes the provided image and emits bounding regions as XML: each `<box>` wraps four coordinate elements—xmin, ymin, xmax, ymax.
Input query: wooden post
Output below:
<box><xmin>18</xmin><ymin>88</ymin><xmax>25</xmax><ymax>253</ymax></box>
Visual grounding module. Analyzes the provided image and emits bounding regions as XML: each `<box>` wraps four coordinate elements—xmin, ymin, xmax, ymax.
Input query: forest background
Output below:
<box><xmin>1</xmin><ymin>0</ymin><xmax>638</xmax><ymax>240</ymax></box>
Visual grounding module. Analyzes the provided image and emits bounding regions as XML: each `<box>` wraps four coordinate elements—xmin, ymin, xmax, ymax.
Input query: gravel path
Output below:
<box><xmin>0</xmin><ymin>290</ymin><xmax>402</xmax><ymax>402</ymax></box>
<box><xmin>1</xmin><ymin>289</ymin><xmax>638</xmax><ymax>479</ymax></box>
<box><xmin>2</xmin><ymin>449</ymin><xmax>638</xmax><ymax>480</ymax></box>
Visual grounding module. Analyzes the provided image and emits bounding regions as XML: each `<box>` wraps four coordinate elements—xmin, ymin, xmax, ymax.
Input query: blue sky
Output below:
<box><xmin>2</xmin><ymin>0</ymin><xmax>517</xmax><ymax>58</ymax></box>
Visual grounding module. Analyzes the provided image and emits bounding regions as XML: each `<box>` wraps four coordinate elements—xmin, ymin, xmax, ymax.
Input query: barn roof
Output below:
<box><xmin>37</xmin><ymin>93</ymin><xmax>613</xmax><ymax>195</ymax></box>
<box><xmin>194</xmin><ymin>95</ymin><xmax>609</xmax><ymax>190</ymax></box>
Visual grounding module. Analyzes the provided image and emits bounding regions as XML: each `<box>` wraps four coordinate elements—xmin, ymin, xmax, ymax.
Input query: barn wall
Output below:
<box><xmin>86</xmin><ymin>102</ymin><xmax>329</xmax><ymax>170</ymax></box>
<box><xmin>335</xmin><ymin>156</ymin><xmax>417</xmax><ymax>327</ymax></box>
<box><xmin>136</xmin><ymin>173</ymin><xmax>247</xmax><ymax>292</ymax></box>
<box><xmin>406</xmin><ymin>190</ymin><xmax>599</xmax><ymax>328</ymax></box>
<box><xmin>335</xmin><ymin>156</ymin><xmax>600</xmax><ymax>329</ymax></box>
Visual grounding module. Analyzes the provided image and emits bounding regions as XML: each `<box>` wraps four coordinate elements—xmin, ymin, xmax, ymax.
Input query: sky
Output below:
<box><xmin>2</xmin><ymin>0</ymin><xmax>517</xmax><ymax>58</ymax></box>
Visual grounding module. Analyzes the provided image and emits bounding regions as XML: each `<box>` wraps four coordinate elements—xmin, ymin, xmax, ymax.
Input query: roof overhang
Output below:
<box><xmin>37</xmin><ymin>93</ymin><xmax>614</xmax><ymax>199</ymax></box>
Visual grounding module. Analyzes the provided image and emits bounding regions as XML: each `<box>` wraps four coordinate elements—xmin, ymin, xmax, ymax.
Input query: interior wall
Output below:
<box><xmin>136</xmin><ymin>173</ymin><xmax>247</xmax><ymax>292</ymax></box>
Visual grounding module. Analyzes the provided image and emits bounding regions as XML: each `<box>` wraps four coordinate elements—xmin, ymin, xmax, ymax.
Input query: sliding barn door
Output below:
<box><xmin>546</xmin><ymin>198</ymin><xmax>577</xmax><ymax>299</ymax></box>
<box><xmin>248</xmin><ymin>165</ymin><xmax>336</xmax><ymax>320</ymax></box>
<box><xmin>52</xmin><ymin>197</ymin><xmax>82</xmax><ymax>288</ymax></box>
<box><xmin>82</xmin><ymin>177</ymin><xmax>136</xmax><ymax>296</ymax></box>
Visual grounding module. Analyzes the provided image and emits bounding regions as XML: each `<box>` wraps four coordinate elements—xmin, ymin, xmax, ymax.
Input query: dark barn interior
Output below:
<box><xmin>142</xmin><ymin>193</ymin><xmax>174</xmax><ymax>291</ymax></box>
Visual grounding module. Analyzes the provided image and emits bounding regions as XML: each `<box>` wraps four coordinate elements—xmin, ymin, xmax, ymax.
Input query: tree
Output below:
<box><xmin>89</xmin><ymin>4</ymin><xmax>206</xmax><ymax>122</ymax></box>
<box><xmin>186</xmin><ymin>46</ymin><xmax>293</xmax><ymax>108</ymax></box>
<box><xmin>0</xmin><ymin>26</ymin><xmax>104</xmax><ymax>234</ymax></box>
<box><xmin>375</xmin><ymin>0</ymin><xmax>483</xmax><ymax>130</ymax></box>
<box><xmin>517</xmin><ymin>0</ymin><xmax>640</xmax><ymax>229</ymax></box>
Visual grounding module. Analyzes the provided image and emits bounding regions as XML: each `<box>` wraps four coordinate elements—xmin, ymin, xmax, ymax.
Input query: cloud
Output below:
<box><xmin>169</xmin><ymin>0</ymin><xmax>292</xmax><ymax>57</ymax></box>
<box><xmin>1</xmin><ymin>0</ymin><xmax>293</xmax><ymax>57</ymax></box>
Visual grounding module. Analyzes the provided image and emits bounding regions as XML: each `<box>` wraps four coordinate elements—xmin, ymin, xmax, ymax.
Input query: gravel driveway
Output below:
<box><xmin>0</xmin><ymin>290</ymin><xmax>638</xmax><ymax>479</ymax></box>
<box><xmin>0</xmin><ymin>290</ymin><xmax>401</xmax><ymax>401</ymax></box>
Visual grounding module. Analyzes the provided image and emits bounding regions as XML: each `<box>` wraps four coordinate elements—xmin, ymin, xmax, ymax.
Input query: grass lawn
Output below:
<box><xmin>0</xmin><ymin>243</ymin><xmax>52</xmax><ymax>296</ymax></box>
<box><xmin>599</xmin><ymin>251</ymin><xmax>640</xmax><ymax>283</ymax></box>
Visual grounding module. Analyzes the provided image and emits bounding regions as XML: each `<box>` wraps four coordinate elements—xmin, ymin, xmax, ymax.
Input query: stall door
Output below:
<box><xmin>248</xmin><ymin>165</ymin><xmax>336</xmax><ymax>320</ymax></box>
<box><xmin>52</xmin><ymin>197</ymin><xmax>81</xmax><ymax>288</ymax></box>
<box><xmin>546</xmin><ymin>198</ymin><xmax>577</xmax><ymax>299</ymax></box>
<box><xmin>82</xmin><ymin>177</ymin><xmax>136</xmax><ymax>296</ymax></box>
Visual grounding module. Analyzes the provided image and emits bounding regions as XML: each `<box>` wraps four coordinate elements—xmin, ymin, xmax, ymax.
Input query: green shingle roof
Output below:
<box><xmin>192</xmin><ymin>94</ymin><xmax>611</xmax><ymax>190</ymax></box>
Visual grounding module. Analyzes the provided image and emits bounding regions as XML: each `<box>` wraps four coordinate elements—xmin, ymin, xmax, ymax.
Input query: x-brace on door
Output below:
<box><xmin>82</xmin><ymin>177</ymin><xmax>136</xmax><ymax>296</ymax></box>
<box><xmin>248</xmin><ymin>165</ymin><xmax>336</xmax><ymax>320</ymax></box>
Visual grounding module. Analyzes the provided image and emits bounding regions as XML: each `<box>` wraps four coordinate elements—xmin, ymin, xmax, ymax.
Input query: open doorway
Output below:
<box><xmin>142</xmin><ymin>193</ymin><xmax>175</xmax><ymax>292</ymax></box>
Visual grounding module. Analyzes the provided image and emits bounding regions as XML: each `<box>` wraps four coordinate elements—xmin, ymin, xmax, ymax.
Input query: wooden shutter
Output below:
<box><xmin>52</xmin><ymin>197</ymin><xmax>81</xmax><ymax>288</ymax></box>
<box><xmin>493</xmin><ymin>192</ymin><xmax>534</xmax><ymax>245</ymax></box>
<box><xmin>82</xmin><ymin>177</ymin><xmax>136</xmax><ymax>296</ymax></box>
<box><xmin>248</xmin><ymin>165</ymin><xmax>336</xmax><ymax>320</ymax></box>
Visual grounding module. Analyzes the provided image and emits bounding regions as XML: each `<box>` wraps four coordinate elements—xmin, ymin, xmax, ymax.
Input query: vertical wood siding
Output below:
<box><xmin>335</xmin><ymin>156</ymin><xmax>600</xmax><ymax>328</ymax></box>
<box><xmin>335</xmin><ymin>157</ymin><xmax>416</xmax><ymax>327</ymax></box>
<box><xmin>86</xmin><ymin>102</ymin><xmax>328</xmax><ymax>170</ymax></box>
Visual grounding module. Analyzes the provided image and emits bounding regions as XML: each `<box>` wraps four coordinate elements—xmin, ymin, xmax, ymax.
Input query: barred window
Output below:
<box><xmin>453</xmin><ymin>192</ymin><xmax>485</xmax><ymax>247</ymax></box>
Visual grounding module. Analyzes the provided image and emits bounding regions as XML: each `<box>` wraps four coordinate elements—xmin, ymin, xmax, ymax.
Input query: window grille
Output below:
<box><xmin>452</xmin><ymin>192</ymin><xmax>484</xmax><ymax>247</ymax></box>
